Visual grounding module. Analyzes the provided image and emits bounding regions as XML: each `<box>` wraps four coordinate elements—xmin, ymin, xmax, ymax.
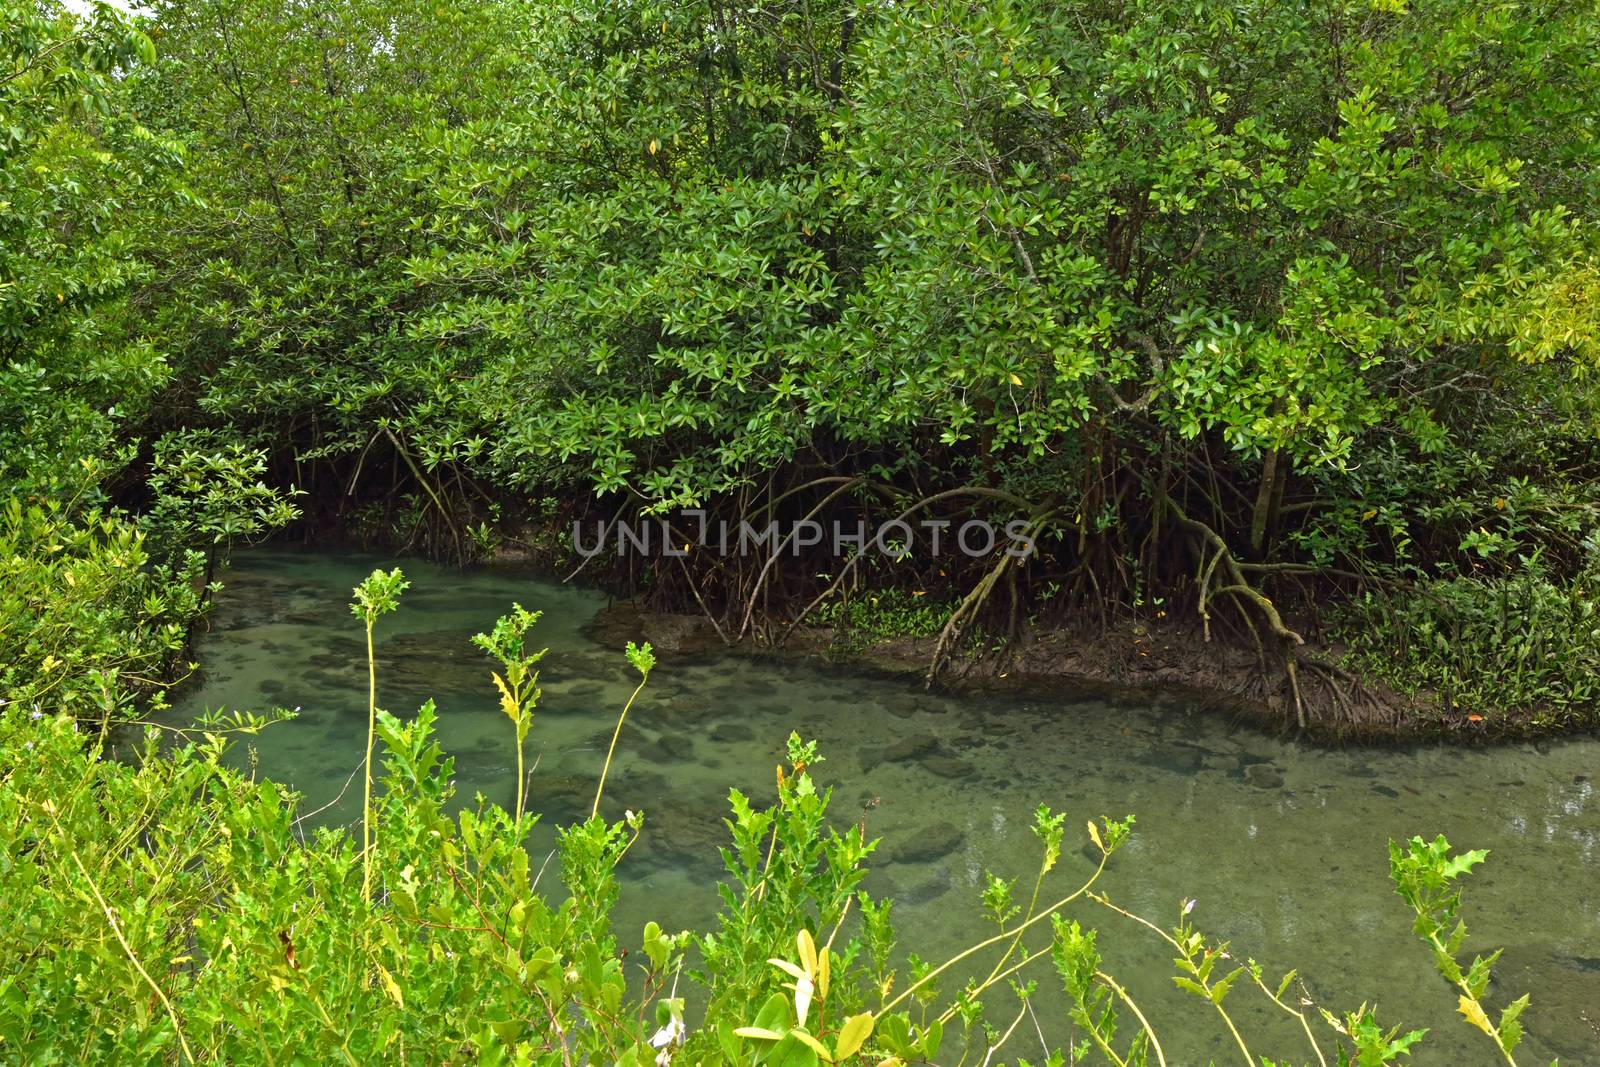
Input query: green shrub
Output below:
<box><xmin>0</xmin><ymin>442</ymin><xmax>301</xmax><ymax>730</ymax></box>
<box><xmin>0</xmin><ymin>494</ymin><xmax>203</xmax><ymax>725</ymax></box>
<box><xmin>1340</xmin><ymin>560</ymin><xmax>1600</xmax><ymax>727</ymax></box>
<box><xmin>813</xmin><ymin>589</ymin><xmax>955</xmax><ymax>649</ymax></box>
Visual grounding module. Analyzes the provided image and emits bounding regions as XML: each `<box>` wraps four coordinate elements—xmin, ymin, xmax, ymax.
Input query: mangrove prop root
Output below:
<box><xmin>924</xmin><ymin>510</ymin><xmax>1057</xmax><ymax>688</ymax></box>
<box><xmin>779</xmin><ymin>484</ymin><xmax>1052</xmax><ymax>646</ymax></box>
<box><xmin>1163</xmin><ymin>499</ymin><xmax>1310</xmax><ymax>727</ymax></box>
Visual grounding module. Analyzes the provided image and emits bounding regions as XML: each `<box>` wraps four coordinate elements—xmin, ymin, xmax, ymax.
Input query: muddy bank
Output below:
<box><xmin>583</xmin><ymin>597</ymin><xmax>1494</xmax><ymax>742</ymax></box>
<box><xmin>374</xmin><ymin>534</ymin><xmax>1561</xmax><ymax>742</ymax></box>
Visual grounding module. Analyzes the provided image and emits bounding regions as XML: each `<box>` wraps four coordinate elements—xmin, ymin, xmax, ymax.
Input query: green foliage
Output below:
<box><xmin>0</xmin><ymin>487</ymin><xmax>203</xmax><ymax>724</ymax></box>
<box><xmin>128</xmin><ymin>0</ymin><xmax>525</xmax><ymax>520</ymax></box>
<box><xmin>81</xmin><ymin>0</ymin><xmax>1594</xmax><ymax>722</ymax></box>
<box><xmin>384</xmin><ymin>0</ymin><xmax>1599</xmax><ymax>495</ymax></box>
<box><xmin>9</xmin><ymin>0</ymin><xmax>1597</xmax><ymax>722</ymax></box>
<box><xmin>351</xmin><ymin>566</ymin><xmax>409</xmax><ymax>623</ymax></box>
<box><xmin>593</xmin><ymin>639</ymin><xmax>655</xmax><ymax>820</ymax></box>
<box><xmin>1343</xmin><ymin>560</ymin><xmax>1600</xmax><ymax>727</ymax></box>
<box><xmin>814</xmin><ymin>589</ymin><xmax>956</xmax><ymax>649</ymax></box>
<box><xmin>692</xmin><ymin>730</ymin><xmax>875</xmax><ymax>1038</ymax></box>
<box><xmin>625</xmin><ymin>639</ymin><xmax>657</xmax><ymax>680</ymax></box>
<box><xmin>0</xmin><ymin>432</ymin><xmax>300</xmax><ymax>729</ymax></box>
<box><xmin>472</xmin><ymin>604</ymin><xmax>546</xmax><ymax>822</ymax></box>
<box><xmin>1389</xmin><ymin>835</ymin><xmax>1541</xmax><ymax>1065</ymax></box>
<box><xmin>142</xmin><ymin>434</ymin><xmax>304</xmax><ymax>566</ymax></box>
<box><xmin>4</xmin><ymin>3</ymin><xmax>1592</xmax><ymax>1055</ymax></box>
<box><xmin>1</xmin><ymin>0</ymin><xmax>178</xmax><ymax>496</ymax></box>
<box><xmin>352</xmin><ymin>568</ymin><xmax>407</xmax><ymax>722</ymax></box>
<box><xmin>352</xmin><ymin>566</ymin><xmax>407</xmax><ymax>895</ymax></box>
<box><xmin>0</xmin><ymin>2</ymin><xmax>302</xmax><ymax>737</ymax></box>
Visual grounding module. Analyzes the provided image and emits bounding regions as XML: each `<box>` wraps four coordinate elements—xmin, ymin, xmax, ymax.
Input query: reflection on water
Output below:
<box><xmin>168</xmin><ymin>548</ymin><xmax>1600</xmax><ymax>1062</ymax></box>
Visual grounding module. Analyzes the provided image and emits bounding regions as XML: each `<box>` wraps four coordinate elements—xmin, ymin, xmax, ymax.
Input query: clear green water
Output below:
<box><xmin>169</xmin><ymin>547</ymin><xmax>1600</xmax><ymax>1063</ymax></box>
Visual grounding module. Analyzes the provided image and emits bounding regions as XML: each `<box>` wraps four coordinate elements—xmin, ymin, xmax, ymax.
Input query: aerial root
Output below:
<box><xmin>1163</xmin><ymin>499</ymin><xmax>1311</xmax><ymax>728</ymax></box>
<box><xmin>923</xmin><ymin>508</ymin><xmax>1058</xmax><ymax>688</ymax></box>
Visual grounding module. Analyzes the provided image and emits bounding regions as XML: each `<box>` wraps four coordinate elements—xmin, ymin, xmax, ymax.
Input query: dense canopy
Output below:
<box><xmin>9</xmin><ymin>0</ymin><xmax>1599</xmax><ymax>727</ymax></box>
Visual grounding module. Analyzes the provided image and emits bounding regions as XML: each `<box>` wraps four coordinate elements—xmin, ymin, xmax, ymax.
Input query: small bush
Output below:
<box><xmin>1340</xmin><ymin>560</ymin><xmax>1600</xmax><ymax>727</ymax></box>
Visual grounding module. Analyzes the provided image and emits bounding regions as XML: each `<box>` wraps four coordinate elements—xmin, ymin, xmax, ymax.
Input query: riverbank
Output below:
<box><xmin>584</xmin><ymin>596</ymin><xmax>1528</xmax><ymax>742</ymax></box>
<box><xmin>376</xmin><ymin>530</ymin><xmax>1585</xmax><ymax>742</ymax></box>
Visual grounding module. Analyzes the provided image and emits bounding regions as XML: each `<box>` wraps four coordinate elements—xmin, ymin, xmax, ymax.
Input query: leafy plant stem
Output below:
<box><xmin>1095</xmin><ymin>970</ymin><xmax>1168</xmax><ymax>1067</ymax></box>
<box><xmin>1426</xmin><ymin>930</ymin><xmax>1520</xmax><ymax>1067</ymax></box>
<box><xmin>1089</xmin><ymin>892</ymin><xmax>1253</xmax><ymax>1066</ymax></box>
<box><xmin>592</xmin><ymin>674</ymin><xmax>648</xmax><ymax>819</ymax></box>
<box><xmin>513</xmin><ymin>713</ymin><xmax>525</xmax><ymax>827</ymax></box>
<box><xmin>70</xmin><ymin>850</ymin><xmax>196</xmax><ymax>1065</ymax></box>
<box><xmin>361</xmin><ymin>614</ymin><xmax>377</xmax><ymax>898</ymax></box>
<box><xmin>1245</xmin><ymin>970</ymin><xmax>1328</xmax><ymax>1067</ymax></box>
<box><xmin>877</xmin><ymin>854</ymin><xmax>1108</xmax><ymax>1019</ymax></box>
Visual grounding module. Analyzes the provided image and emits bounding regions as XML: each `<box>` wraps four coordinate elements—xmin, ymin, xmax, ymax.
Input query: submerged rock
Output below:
<box><xmin>633</xmin><ymin>798</ymin><xmax>735</xmax><ymax>872</ymax></box>
<box><xmin>924</xmin><ymin>756</ymin><xmax>975</xmax><ymax>779</ymax></box>
<box><xmin>1136</xmin><ymin>743</ymin><xmax>1209</xmax><ymax>775</ymax></box>
<box><xmin>1243</xmin><ymin>763</ymin><xmax>1285</xmax><ymax>789</ymax></box>
<box><xmin>587</xmin><ymin>606</ymin><xmax>727</xmax><ymax>657</ymax></box>
<box><xmin>882</xmin><ymin>700</ymin><xmax>922</xmax><ymax>720</ymax></box>
<box><xmin>709</xmin><ymin>722</ymin><xmax>755</xmax><ymax>743</ymax></box>
<box><xmin>872</xmin><ymin>872</ymin><xmax>950</xmax><ymax>907</ymax></box>
<box><xmin>650</xmin><ymin>697</ymin><xmax>717</xmax><ymax>727</ymax></box>
<box><xmin>861</xmin><ymin>732</ymin><xmax>945</xmax><ymax>772</ymax></box>
<box><xmin>548</xmin><ymin>682</ymin><xmax>606</xmax><ymax>705</ymax></box>
<box><xmin>883</xmin><ymin>733</ymin><xmax>942</xmax><ymax>762</ymax></box>
<box><xmin>524</xmin><ymin>773</ymin><xmax>592</xmax><ymax>825</ymax></box>
<box><xmin>885</xmin><ymin>821</ymin><xmax>964</xmax><ymax>864</ymax></box>
<box><xmin>656</xmin><ymin>734</ymin><xmax>695</xmax><ymax>761</ymax></box>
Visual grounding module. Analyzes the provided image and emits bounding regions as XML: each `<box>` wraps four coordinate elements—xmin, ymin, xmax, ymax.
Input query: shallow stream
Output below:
<box><xmin>169</xmin><ymin>548</ymin><xmax>1600</xmax><ymax>1063</ymax></box>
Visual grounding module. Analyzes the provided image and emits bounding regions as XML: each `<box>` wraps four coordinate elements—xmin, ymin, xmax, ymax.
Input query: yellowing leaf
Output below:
<box><xmin>768</xmin><ymin>957</ymin><xmax>807</xmax><ymax>981</ymax></box>
<box><xmin>1008</xmin><ymin>372</ymin><xmax>1023</xmax><ymax>386</ymax></box>
<box><xmin>797</xmin><ymin>929</ymin><xmax>818</xmax><ymax>977</ymax></box>
<box><xmin>376</xmin><ymin>963</ymin><xmax>404</xmax><ymax>1008</ymax></box>
<box><xmin>791</xmin><ymin>1029</ymin><xmax>833</xmax><ymax>1061</ymax></box>
<box><xmin>835</xmin><ymin>1013</ymin><xmax>875</xmax><ymax>1059</ymax></box>
<box><xmin>733</xmin><ymin>1027</ymin><xmax>783</xmax><ymax>1041</ymax></box>
<box><xmin>794</xmin><ymin>975</ymin><xmax>814</xmax><ymax>1028</ymax></box>
<box><xmin>1458</xmin><ymin>995</ymin><xmax>1494</xmax><ymax>1036</ymax></box>
<box><xmin>1087</xmin><ymin>820</ymin><xmax>1103</xmax><ymax>851</ymax></box>
<box><xmin>491</xmin><ymin>671</ymin><xmax>518</xmax><ymax>723</ymax></box>
<box><xmin>648</xmin><ymin>138</ymin><xmax>659</xmax><ymax>155</ymax></box>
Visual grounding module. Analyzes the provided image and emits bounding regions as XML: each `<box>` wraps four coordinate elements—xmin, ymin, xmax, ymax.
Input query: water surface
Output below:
<box><xmin>170</xmin><ymin>548</ymin><xmax>1600</xmax><ymax>1063</ymax></box>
